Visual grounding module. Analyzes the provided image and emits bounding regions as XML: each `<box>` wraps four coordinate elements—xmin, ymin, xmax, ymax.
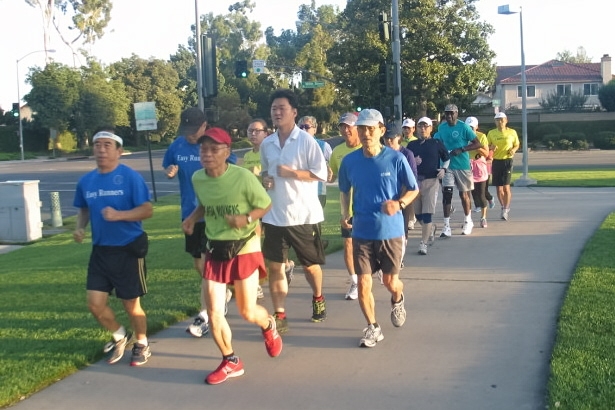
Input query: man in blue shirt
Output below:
<box><xmin>338</xmin><ymin>109</ymin><xmax>418</xmax><ymax>348</ymax></box>
<box><xmin>73</xmin><ymin>130</ymin><xmax>153</xmax><ymax>366</ymax></box>
<box><xmin>434</xmin><ymin>104</ymin><xmax>482</xmax><ymax>237</ymax></box>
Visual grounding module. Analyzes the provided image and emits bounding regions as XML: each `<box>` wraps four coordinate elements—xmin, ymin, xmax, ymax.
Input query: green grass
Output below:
<box><xmin>0</xmin><ymin>170</ymin><xmax>614</xmax><ymax>407</ymax></box>
<box><xmin>0</xmin><ymin>190</ymin><xmax>345</xmax><ymax>407</ymax></box>
<box><xmin>513</xmin><ymin>169</ymin><xmax>615</xmax><ymax>187</ymax></box>
<box><xmin>547</xmin><ymin>214</ymin><xmax>615</xmax><ymax>409</ymax></box>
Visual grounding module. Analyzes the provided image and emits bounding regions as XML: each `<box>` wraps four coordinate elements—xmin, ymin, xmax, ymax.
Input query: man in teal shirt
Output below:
<box><xmin>434</xmin><ymin>104</ymin><xmax>482</xmax><ymax>237</ymax></box>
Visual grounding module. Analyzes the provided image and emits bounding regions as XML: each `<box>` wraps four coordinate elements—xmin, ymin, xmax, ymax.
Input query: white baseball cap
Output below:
<box><xmin>494</xmin><ymin>112</ymin><xmax>507</xmax><ymax>119</ymax></box>
<box><xmin>465</xmin><ymin>116</ymin><xmax>479</xmax><ymax>128</ymax></box>
<box><xmin>402</xmin><ymin>118</ymin><xmax>415</xmax><ymax>128</ymax></box>
<box><xmin>417</xmin><ymin>117</ymin><xmax>433</xmax><ymax>126</ymax></box>
<box><xmin>356</xmin><ymin>109</ymin><xmax>384</xmax><ymax>126</ymax></box>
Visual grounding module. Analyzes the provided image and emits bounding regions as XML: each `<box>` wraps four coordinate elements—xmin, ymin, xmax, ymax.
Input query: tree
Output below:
<box><xmin>556</xmin><ymin>46</ymin><xmax>592</xmax><ymax>63</ymax></box>
<box><xmin>539</xmin><ymin>90</ymin><xmax>587</xmax><ymax>111</ymax></box>
<box><xmin>109</xmin><ymin>55</ymin><xmax>183</xmax><ymax>144</ymax></box>
<box><xmin>329</xmin><ymin>0</ymin><xmax>496</xmax><ymax>119</ymax></box>
<box><xmin>598</xmin><ymin>80</ymin><xmax>615</xmax><ymax>112</ymax></box>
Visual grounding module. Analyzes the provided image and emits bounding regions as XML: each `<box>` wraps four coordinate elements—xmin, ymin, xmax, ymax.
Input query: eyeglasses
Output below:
<box><xmin>299</xmin><ymin>124</ymin><xmax>314</xmax><ymax>130</ymax></box>
<box><xmin>417</xmin><ymin>123</ymin><xmax>432</xmax><ymax>128</ymax></box>
<box><xmin>247</xmin><ymin>128</ymin><xmax>266</xmax><ymax>134</ymax></box>
<box><xmin>200</xmin><ymin>146</ymin><xmax>228</xmax><ymax>154</ymax></box>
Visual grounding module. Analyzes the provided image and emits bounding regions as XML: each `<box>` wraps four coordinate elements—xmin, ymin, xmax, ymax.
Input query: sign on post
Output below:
<box><xmin>252</xmin><ymin>59</ymin><xmax>266</xmax><ymax>74</ymax></box>
<box><xmin>134</xmin><ymin>102</ymin><xmax>157</xmax><ymax>131</ymax></box>
<box><xmin>301</xmin><ymin>81</ymin><xmax>325</xmax><ymax>88</ymax></box>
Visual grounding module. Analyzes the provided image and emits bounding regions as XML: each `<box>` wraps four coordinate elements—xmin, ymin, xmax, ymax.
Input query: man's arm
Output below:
<box><xmin>101</xmin><ymin>202</ymin><xmax>153</xmax><ymax>222</ymax></box>
<box><xmin>73</xmin><ymin>208</ymin><xmax>90</xmax><ymax>243</ymax></box>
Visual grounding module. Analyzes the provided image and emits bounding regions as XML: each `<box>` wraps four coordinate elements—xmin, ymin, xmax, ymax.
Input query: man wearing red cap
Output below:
<box><xmin>182</xmin><ymin>127</ymin><xmax>282</xmax><ymax>385</ymax></box>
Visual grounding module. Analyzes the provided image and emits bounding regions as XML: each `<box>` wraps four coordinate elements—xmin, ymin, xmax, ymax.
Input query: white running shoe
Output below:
<box><xmin>502</xmin><ymin>209</ymin><xmax>510</xmax><ymax>221</ymax></box>
<box><xmin>375</xmin><ymin>270</ymin><xmax>384</xmax><ymax>285</ymax></box>
<box><xmin>345</xmin><ymin>282</ymin><xmax>358</xmax><ymax>300</ymax></box>
<box><xmin>418</xmin><ymin>241</ymin><xmax>427</xmax><ymax>255</ymax></box>
<box><xmin>408</xmin><ymin>218</ymin><xmax>416</xmax><ymax>230</ymax></box>
<box><xmin>256</xmin><ymin>285</ymin><xmax>264</xmax><ymax>299</ymax></box>
<box><xmin>439</xmin><ymin>224</ymin><xmax>451</xmax><ymax>238</ymax></box>
<box><xmin>462</xmin><ymin>220</ymin><xmax>474</xmax><ymax>235</ymax></box>
<box><xmin>187</xmin><ymin>316</ymin><xmax>209</xmax><ymax>338</ymax></box>
<box><xmin>473</xmin><ymin>206</ymin><xmax>481</xmax><ymax>213</ymax></box>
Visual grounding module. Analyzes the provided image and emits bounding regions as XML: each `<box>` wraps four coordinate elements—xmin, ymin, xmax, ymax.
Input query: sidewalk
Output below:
<box><xmin>11</xmin><ymin>186</ymin><xmax>615</xmax><ymax>410</ymax></box>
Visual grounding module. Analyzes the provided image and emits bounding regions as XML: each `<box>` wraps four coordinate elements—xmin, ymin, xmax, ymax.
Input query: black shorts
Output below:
<box><xmin>262</xmin><ymin>223</ymin><xmax>325</xmax><ymax>267</ymax></box>
<box><xmin>341</xmin><ymin>217</ymin><xmax>353</xmax><ymax>239</ymax></box>
<box><xmin>185</xmin><ymin>221</ymin><xmax>206</xmax><ymax>258</ymax></box>
<box><xmin>87</xmin><ymin>245</ymin><xmax>147</xmax><ymax>300</ymax></box>
<box><xmin>491</xmin><ymin>159</ymin><xmax>514</xmax><ymax>186</ymax></box>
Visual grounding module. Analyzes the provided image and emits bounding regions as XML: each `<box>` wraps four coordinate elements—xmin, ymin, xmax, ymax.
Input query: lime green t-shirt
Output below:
<box><xmin>468</xmin><ymin>131</ymin><xmax>488</xmax><ymax>159</ymax></box>
<box><xmin>330</xmin><ymin>143</ymin><xmax>362</xmax><ymax>178</ymax></box>
<box><xmin>192</xmin><ymin>164</ymin><xmax>271</xmax><ymax>248</ymax></box>
<box><xmin>242</xmin><ymin>149</ymin><xmax>261</xmax><ymax>179</ymax></box>
<box><xmin>487</xmin><ymin>128</ymin><xmax>519</xmax><ymax>160</ymax></box>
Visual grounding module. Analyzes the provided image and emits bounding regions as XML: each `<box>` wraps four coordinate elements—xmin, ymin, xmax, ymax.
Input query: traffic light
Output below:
<box><xmin>12</xmin><ymin>102</ymin><xmax>19</xmax><ymax>117</ymax></box>
<box><xmin>378</xmin><ymin>62</ymin><xmax>388</xmax><ymax>94</ymax></box>
<box><xmin>234</xmin><ymin>60</ymin><xmax>248</xmax><ymax>78</ymax></box>
<box><xmin>378</xmin><ymin>11</ymin><xmax>390</xmax><ymax>43</ymax></box>
<box><xmin>354</xmin><ymin>96</ymin><xmax>364</xmax><ymax>112</ymax></box>
<box><xmin>201</xmin><ymin>34</ymin><xmax>218</xmax><ymax>97</ymax></box>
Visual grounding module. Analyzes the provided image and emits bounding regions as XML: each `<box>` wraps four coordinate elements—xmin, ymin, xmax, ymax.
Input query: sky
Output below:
<box><xmin>1</xmin><ymin>0</ymin><xmax>612</xmax><ymax>112</ymax></box>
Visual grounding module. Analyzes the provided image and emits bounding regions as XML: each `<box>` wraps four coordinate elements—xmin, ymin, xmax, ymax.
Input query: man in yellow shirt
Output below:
<box><xmin>486</xmin><ymin>112</ymin><xmax>519</xmax><ymax>221</ymax></box>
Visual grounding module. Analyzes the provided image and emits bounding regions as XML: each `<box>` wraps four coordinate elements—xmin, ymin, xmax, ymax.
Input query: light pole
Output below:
<box><xmin>497</xmin><ymin>5</ymin><xmax>536</xmax><ymax>186</ymax></box>
<box><xmin>16</xmin><ymin>49</ymin><xmax>55</xmax><ymax>161</ymax></box>
<box><xmin>195</xmin><ymin>0</ymin><xmax>204</xmax><ymax>110</ymax></box>
<box><xmin>391</xmin><ymin>0</ymin><xmax>402</xmax><ymax>126</ymax></box>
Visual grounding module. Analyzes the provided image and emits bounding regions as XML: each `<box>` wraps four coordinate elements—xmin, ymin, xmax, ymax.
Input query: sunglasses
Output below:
<box><xmin>299</xmin><ymin>124</ymin><xmax>314</xmax><ymax>130</ymax></box>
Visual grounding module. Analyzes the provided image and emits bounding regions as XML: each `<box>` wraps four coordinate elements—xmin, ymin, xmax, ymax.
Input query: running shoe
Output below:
<box><xmin>256</xmin><ymin>285</ymin><xmax>264</xmax><ymax>299</ymax></box>
<box><xmin>285</xmin><ymin>260</ymin><xmax>295</xmax><ymax>286</ymax></box>
<box><xmin>359</xmin><ymin>324</ymin><xmax>384</xmax><ymax>348</ymax></box>
<box><xmin>473</xmin><ymin>206</ymin><xmax>481</xmax><ymax>213</ymax></box>
<box><xmin>375</xmin><ymin>269</ymin><xmax>384</xmax><ymax>285</ymax></box>
<box><xmin>274</xmin><ymin>313</ymin><xmax>288</xmax><ymax>334</ymax></box>
<box><xmin>461</xmin><ymin>220</ymin><xmax>474</xmax><ymax>235</ymax></box>
<box><xmin>345</xmin><ymin>282</ymin><xmax>358</xmax><ymax>300</ymax></box>
<box><xmin>439</xmin><ymin>224</ymin><xmax>451</xmax><ymax>238</ymax></box>
<box><xmin>205</xmin><ymin>358</ymin><xmax>245</xmax><ymax>385</ymax></box>
<box><xmin>262</xmin><ymin>316</ymin><xmax>283</xmax><ymax>357</ymax></box>
<box><xmin>187</xmin><ymin>316</ymin><xmax>209</xmax><ymax>338</ymax></box>
<box><xmin>502</xmin><ymin>209</ymin><xmax>510</xmax><ymax>221</ymax></box>
<box><xmin>480</xmin><ymin>218</ymin><xmax>488</xmax><ymax>228</ymax></box>
<box><xmin>130</xmin><ymin>343</ymin><xmax>151</xmax><ymax>366</ymax></box>
<box><xmin>408</xmin><ymin>218</ymin><xmax>416</xmax><ymax>230</ymax></box>
<box><xmin>488</xmin><ymin>199</ymin><xmax>495</xmax><ymax>209</ymax></box>
<box><xmin>418</xmin><ymin>241</ymin><xmax>427</xmax><ymax>255</ymax></box>
<box><xmin>311</xmin><ymin>298</ymin><xmax>327</xmax><ymax>322</ymax></box>
<box><xmin>391</xmin><ymin>293</ymin><xmax>407</xmax><ymax>327</ymax></box>
<box><xmin>105</xmin><ymin>332</ymin><xmax>132</xmax><ymax>365</ymax></box>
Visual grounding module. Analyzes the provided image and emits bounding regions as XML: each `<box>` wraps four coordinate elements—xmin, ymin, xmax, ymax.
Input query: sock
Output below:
<box><xmin>275</xmin><ymin>311</ymin><xmax>286</xmax><ymax>320</ymax></box>
<box><xmin>137</xmin><ymin>338</ymin><xmax>148</xmax><ymax>346</ymax></box>
<box><xmin>371</xmin><ymin>322</ymin><xmax>380</xmax><ymax>328</ymax></box>
<box><xmin>351</xmin><ymin>274</ymin><xmax>358</xmax><ymax>284</ymax></box>
<box><xmin>313</xmin><ymin>295</ymin><xmax>324</xmax><ymax>302</ymax></box>
<box><xmin>223</xmin><ymin>353</ymin><xmax>238</xmax><ymax>363</ymax></box>
<box><xmin>444</xmin><ymin>217</ymin><xmax>450</xmax><ymax>226</ymax></box>
<box><xmin>199</xmin><ymin>310</ymin><xmax>209</xmax><ymax>322</ymax></box>
<box><xmin>465</xmin><ymin>214</ymin><xmax>472</xmax><ymax>222</ymax></box>
<box><xmin>112</xmin><ymin>326</ymin><xmax>126</xmax><ymax>342</ymax></box>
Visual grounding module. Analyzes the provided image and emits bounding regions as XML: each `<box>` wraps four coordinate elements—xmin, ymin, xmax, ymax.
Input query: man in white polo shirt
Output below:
<box><xmin>260</xmin><ymin>89</ymin><xmax>328</xmax><ymax>334</ymax></box>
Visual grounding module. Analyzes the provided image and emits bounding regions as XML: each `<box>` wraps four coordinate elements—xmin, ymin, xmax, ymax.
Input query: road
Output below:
<box><xmin>0</xmin><ymin>148</ymin><xmax>611</xmax><ymax>224</ymax></box>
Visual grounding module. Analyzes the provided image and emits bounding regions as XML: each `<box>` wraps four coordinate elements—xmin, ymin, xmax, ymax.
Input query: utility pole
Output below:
<box><xmin>391</xmin><ymin>0</ymin><xmax>402</xmax><ymax>126</ymax></box>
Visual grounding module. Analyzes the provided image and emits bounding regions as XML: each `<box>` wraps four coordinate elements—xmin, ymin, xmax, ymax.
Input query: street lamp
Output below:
<box><xmin>16</xmin><ymin>49</ymin><xmax>56</xmax><ymax>161</ymax></box>
<box><xmin>497</xmin><ymin>5</ymin><xmax>536</xmax><ymax>186</ymax></box>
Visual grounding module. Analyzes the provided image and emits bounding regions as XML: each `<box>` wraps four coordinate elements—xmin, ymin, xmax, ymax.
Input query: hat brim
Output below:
<box><xmin>178</xmin><ymin>124</ymin><xmax>202</xmax><ymax>137</ymax></box>
<box><xmin>356</xmin><ymin>120</ymin><xmax>381</xmax><ymax>127</ymax></box>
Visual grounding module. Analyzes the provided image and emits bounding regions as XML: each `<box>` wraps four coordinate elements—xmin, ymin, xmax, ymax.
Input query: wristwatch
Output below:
<box><xmin>399</xmin><ymin>200</ymin><xmax>407</xmax><ymax>210</ymax></box>
<box><xmin>246</xmin><ymin>214</ymin><xmax>253</xmax><ymax>223</ymax></box>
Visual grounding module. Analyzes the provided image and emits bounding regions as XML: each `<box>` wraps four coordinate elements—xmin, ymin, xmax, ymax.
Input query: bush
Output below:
<box><xmin>542</xmin><ymin>133</ymin><xmax>578</xmax><ymax>150</ymax></box>
<box><xmin>593</xmin><ymin>131</ymin><xmax>615</xmax><ymax>150</ymax></box>
<box><xmin>561</xmin><ymin>132</ymin><xmax>589</xmax><ymax>150</ymax></box>
<box><xmin>534</xmin><ymin>124</ymin><xmax>562</xmax><ymax>140</ymax></box>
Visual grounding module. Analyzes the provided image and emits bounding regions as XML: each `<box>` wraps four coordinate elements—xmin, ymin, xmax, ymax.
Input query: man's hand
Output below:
<box><xmin>381</xmin><ymin>200</ymin><xmax>400</xmax><ymax>216</ymax></box>
<box><xmin>449</xmin><ymin>147</ymin><xmax>464</xmax><ymax>157</ymax></box>
<box><xmin>73</xmin><ymin>228</ymin><xmax>85</xmax><ymax>243</ymax></box>
<box><xmin>263</xmin><ymin>175</ymin><xmax>275</xmax><ymax>190</ymax></box>
<box><xmin>182</xmin><ymin>219</ymin><xmax>195</xmax><ymax>236</ymax></box>
<box><xmin>101</xmin><ymin>206</ymin><xmax>120</xmax><ymax>221</ymax></box>
<box><xmin>277</xmin><ymin>164</ymin><xmax>296</xmax><ymax>178</ymax></box>
<box><xmin>437</xmin><ymin>168</ymin><xmax>446</xmax><ymax>179</ymax></box>
<box><xmin>225</xmin><ymin>214</ymin><xmax>248</xmax><ymax>229</ymax></box>
<box><xmin>340</xmin><ymin>217</ymin><xmax>353</xmax><ymax>230</ymax></box>
<box><xmin>165</xmin><ymin>165</ymin><xmax>178</xmax><ymax>178</ymax></box>
<box><xmin>415</xmin><ymin>155</ymin><xmax>422</xmax><ymax>166</ymax></box>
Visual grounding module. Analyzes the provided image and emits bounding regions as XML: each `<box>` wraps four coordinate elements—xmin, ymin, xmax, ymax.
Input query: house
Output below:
<box><xmin>493</xmin><ymin>54</ymin><xmax>613</xmax><ymax>111</ymax></box>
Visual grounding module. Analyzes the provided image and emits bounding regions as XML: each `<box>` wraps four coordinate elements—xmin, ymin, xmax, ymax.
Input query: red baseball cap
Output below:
<box><xmin>198</xmin><ymin>127</ymin><xmax>232</xmax><ymax>146</ymax></box>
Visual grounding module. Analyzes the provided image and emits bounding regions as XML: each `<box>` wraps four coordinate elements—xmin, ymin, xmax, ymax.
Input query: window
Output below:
<box><xmin>583</xmin><ymin>83</ymin><xmax>599</xmax><ymax>96</ymax></box>
<box><xmin>517</xmin><ymin>85</ymin><xmax>536</xmax><ymax>98</ymax></box>
<box><xmin>556</xmin><ymin>84</ymin><xmax>572</xmax><ymax>96</ymax></box>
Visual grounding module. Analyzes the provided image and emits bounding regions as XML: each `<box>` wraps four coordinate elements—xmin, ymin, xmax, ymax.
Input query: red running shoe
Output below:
<box><xmin>205</xmin><ymin>358</ymin><xmax>245</xmax><ymax>385</ymax></box>
<box><xmin>262</xmin><ymin>315</ymin><xmax>283</xmax><ymax>357</ymax></box>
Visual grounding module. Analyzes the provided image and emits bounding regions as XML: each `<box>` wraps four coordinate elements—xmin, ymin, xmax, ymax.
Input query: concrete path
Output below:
<box><xmin>10</xmin><ymin>186</ymin><xmax>615</xmax><ymax>410</ymax></box>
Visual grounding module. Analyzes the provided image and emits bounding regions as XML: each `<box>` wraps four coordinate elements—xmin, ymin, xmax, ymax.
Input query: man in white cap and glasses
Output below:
<box><xmin>329</xmin><ymin>112</ymin><xmax>362</xmax><ymax>300</ymax></box>
<box><xmin>434</xmin><ymin>104</ymin><xmax>483</xmax><ymax>237</ymax></box>
<box><xmin>486</xmin><ymin>112</ymin><xmax>519</xmax><ymax>221</ymax></box>
<box><xmin>401</xmin><ymin>118</ymin><xmax>416</xmax><ymax>144</ymax></box>
<box><xmin>338</xmin><ymin>109</ymin><xmax>418</xmax><ymax>348</ymax></box>
<box><xmin>73</xmin><ymin>129</ymin><xmax>153</xmax><ymax>366</ymax></box>
<box><xmin>407</xmin><ymin>117</ymin><xmax>450</xmax><ymax>255</ymax></box>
